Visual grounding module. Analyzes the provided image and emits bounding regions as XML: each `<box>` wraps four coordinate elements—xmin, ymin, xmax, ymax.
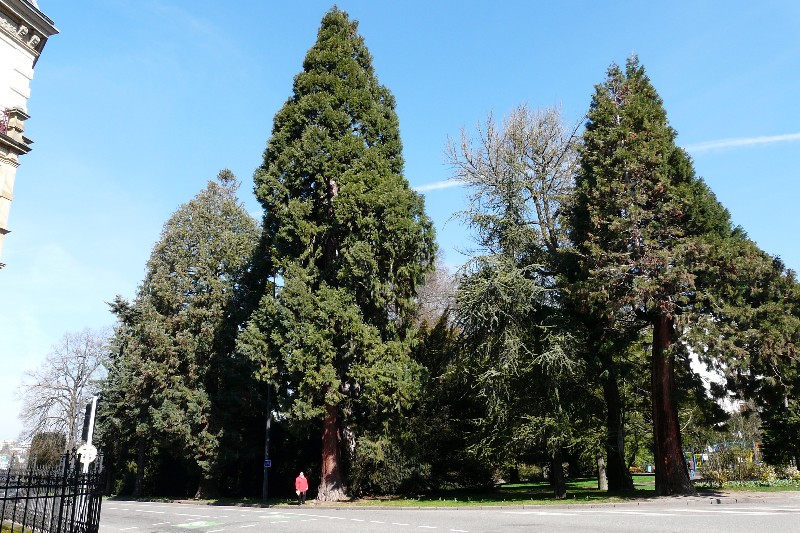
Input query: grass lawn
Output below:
<box><xmin>1</xmin><ymin>523</ymin><xmax>31</xmax><ymax>533</ymax></box>
<box><xmin>167</xmin><ymin>477</ymin><xmax>658</xmax><ymax>507</ymax></box>
<box><xmin>702</xmin><ymin>483</ymin><xmax>800</xmax><ymax>492</ymax></box>
<box><xmin>344</xmin><ymin>477</ymin><xmax>658</xmax><ymax>507</ymax></box>
<box><xmin>122</xmin><ymin>474</ymin><xmax>800</xmax><ymax>507</ymax></box>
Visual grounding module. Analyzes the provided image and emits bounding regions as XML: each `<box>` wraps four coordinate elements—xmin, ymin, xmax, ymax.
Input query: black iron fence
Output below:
<box><xmin>1</xmin><ymin>451</ymin><xmax>104</xmax><ymax>533</ymax></box>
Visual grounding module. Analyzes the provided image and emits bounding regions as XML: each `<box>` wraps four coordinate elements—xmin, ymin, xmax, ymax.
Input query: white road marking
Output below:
<box><xmin>667</xmin><ymin>509</ymin><xmax>779</xmax><ymax>516</ymax></box>
<box><xmin>174</xmin><ymin>513</ymin><xmax>212</xmax><ymax>518</ymax></box>
<box><xmin>450</xmin><ymin>529</ymin><xmax>469</xmax><ymax>532</ymax></box>
<box><xmin>208</xmin><ymin>530</ymin><xmax>225</xmax><ymax>532</ymax></box>
<box><xmin>119</xmin><ymin>528</ymin><xmax>138</xmax><ymax>531</ymax></box>
<box><xmin>351</xmin><ymin>518</ymin><xmax>365</xmax><ymax>522</ymax></box>
<box><xmin>728</xmin><ymin>507</ymin><xmax>800</xmax><ymax>512</ymax></box>
<box><xmin>134</xmin><ymin>510</ymin><xmax>165</xmax><ymax>514</ymax></box>
<box><xmin>392</xmin><ymin>523</ymin><xmax>410</xmax><ymax>526</ymax></box>
<box><xmin>419</xmin><ymin>527</ymin><xmax>437</xmax><ymax>529</ymax></box>
<box><xmin>371</xmin><ymin>520</ymin><xmax>386</xmax><ymax>524</ymax></box>
<box><xmin>671</xmin><ymin>507</ymin><xmax>800</xmax><ymax>515</ymax></box>
<box><xmin>151</xmin><ymin>522</ymin><xmax>171</xmax><ymax>526</ymax></box>
<box><xmin>240</xmin><ymin>524</ymin><xmax>257</xmax><ymax>528</ymax></box>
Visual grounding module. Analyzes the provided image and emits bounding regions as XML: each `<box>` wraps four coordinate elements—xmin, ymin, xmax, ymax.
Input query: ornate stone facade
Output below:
<box><xmin>0</xmin><ymin>0</ymin><xmax>56</xmax><ymax>268</ymax></box>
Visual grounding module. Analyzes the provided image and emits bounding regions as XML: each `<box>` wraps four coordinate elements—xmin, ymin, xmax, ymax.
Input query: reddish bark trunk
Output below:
<box><xmin>317</xmin><ymin>404</ymin><xmax>347</xmax><ymax>501</ymax></box>
<box><xmin>651</xmin><ymin>313</ymin><xmax>696</xmax><ymax>496</ymax></box>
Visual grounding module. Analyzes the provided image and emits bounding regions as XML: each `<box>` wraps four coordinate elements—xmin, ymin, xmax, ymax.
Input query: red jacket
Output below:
<box><xmin>295</xmin><ymin>474</ymin><xmax>308</xmax><ymax>492</ymax></box>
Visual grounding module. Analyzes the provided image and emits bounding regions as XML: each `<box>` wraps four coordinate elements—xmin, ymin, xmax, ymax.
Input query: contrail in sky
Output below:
<box><xmin>413</xmin><ymin>133</ymin><xmax>800</xmax><ymax>191</ymax></box>
<box><xmin>685</xmin><ymin>132</ymin><xmax>800</xmax><ymax>153</ymax></box>
<box><xmin>414</xmin><ymin>180</ymin><xmax>463</xmax><ymax>192</ymax></box>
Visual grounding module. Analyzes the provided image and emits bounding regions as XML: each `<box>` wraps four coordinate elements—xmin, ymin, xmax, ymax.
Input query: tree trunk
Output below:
<box><xmin>551</xmin><ymin>446</ymin><xmax>567</xmax><ymax>499</ymax></box>
<box><xmin>597</xmin><ymin>450</ymin><xmax>608</xmax><ymax>491</ymax></box>
<box><xmin>134</xmin><ymin>438</ymin><xmax>145</xmax><ymax>497</ymax></box>
<box><xmin>195</xmin><ymin>477</ymin><xmax>220</xmax><ymax>500</ymax></box>
<box><xmin>601</xmin><ymin>352</ymin><xmax>635</xmax><ymax>491</ymax></box>
<box><xmin>317</xmin><ymin>404</ymin><xmax>347</xmax><ymax>501</ymax></box>
<box><xmin>508</xmin><ymin>465</ymin><xmax>520</xmax><ymax>484</ymax></box>
<box><xmin>651</xmin><ymin>313</ymin><xmax>696</xmax><ymax>496</ymax></box>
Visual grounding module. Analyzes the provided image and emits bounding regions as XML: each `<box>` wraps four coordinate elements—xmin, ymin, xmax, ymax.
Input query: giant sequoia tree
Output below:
<box><xmin>241</xmin><ymin>8</ymin><xmax>435</xmax><ymax>501</ymax></box>
<box><xmin>102</xmin><ymin>171</ymin><xmax>259</xmax><ymax>498</ymax></box>
<box><xmin>569</xmin><ymin>58</ymin><xmax>740</xmax><ymax>495</ymax></box>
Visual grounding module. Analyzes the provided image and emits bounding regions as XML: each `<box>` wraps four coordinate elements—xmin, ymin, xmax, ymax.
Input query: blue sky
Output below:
<box><xmin>1</xmin><ymin>0</ymin><xmax>798</xmax><ymax>441</ymax></box>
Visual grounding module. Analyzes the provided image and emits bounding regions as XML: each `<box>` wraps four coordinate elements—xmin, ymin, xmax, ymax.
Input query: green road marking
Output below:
<box><xmin>176</xmin><ymin>520</ymin><xmax>223</xmax><ymax>529</ymax></box>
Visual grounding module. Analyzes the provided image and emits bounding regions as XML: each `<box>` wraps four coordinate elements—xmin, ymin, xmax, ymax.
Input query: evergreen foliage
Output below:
<box><xmin>449</xmin><ymin>105</ymin><xmax>584</xmax><ymax>498</ymax></box>
<box><xmin>408</xmin><ymin>311</ymin><xmax>495</xmax><ymax>489</ymax></box>
<box><xmin>240</xmin><ymin>7</ymin><xmax>435</xmax><ymax>501</ymax></box>
<box><xmin>570</xmin><ymin>57</ymin><xmax>717</xmax><ymax>495</ymax></box>
<box><xmin>566</xmin><ymin>56</ymin><xmax>796</xmax><ymax>495</ymax></box>
<box><xmin>86</xmin><ymin>32</ymin><xmax>800</xmax><ymax>499</ymax></box>
<box><xmin>762</xmin><ymin>400</ymin><xmax>800</xmax><ymax>466</ymax></box>
<box><xmin>29</xmin><ymin>432</ymin><xmax>66</xmax><ymax>468</ymax></box>
<box><xmin>100</xmin><ymin>171</ymin><xmax>259</xmax><ymax>498</ymax></box>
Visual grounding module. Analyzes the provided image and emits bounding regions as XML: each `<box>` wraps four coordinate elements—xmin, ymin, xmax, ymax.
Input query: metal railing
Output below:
<box><xmin>1</xmin><ymin>450</ymin><xmax>104</xmax><ymax>533</ymax></box>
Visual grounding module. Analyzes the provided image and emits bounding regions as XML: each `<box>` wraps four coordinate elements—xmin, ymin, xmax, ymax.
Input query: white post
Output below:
<box><xmin>80</xmin><ymin>397</ymin><xmax>98</xmax><ymax>473</ymax></box>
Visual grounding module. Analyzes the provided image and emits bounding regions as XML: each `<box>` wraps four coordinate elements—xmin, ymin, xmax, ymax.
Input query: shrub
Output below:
<box><xmin>698</xmin><ymin>466</ymin><xmax>727</xmax><ymax>488</ymax></box>
<box><xmin>776</xmin><ymin>464</ymin><xmax>800</xmax><ymax>481</ymax></box>
<box><xmin>757</xmin><ymin>464</ymin><xmax>777</xmax><ymax>484</ymax></box>
<box><xmin>348</xmin><ymin>435</ymin><xmax>432</xmax><ymax>496</ymax></box>
<box><xmin>518</xmin><ymin>464</ymin><xmax>544</xmax><ymax>482</ymax></box>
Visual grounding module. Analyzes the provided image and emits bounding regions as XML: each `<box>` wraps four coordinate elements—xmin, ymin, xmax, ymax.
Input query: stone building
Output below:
<box><xmin>0</xmin><ymin>0</ymin><xmax>56</xmax><ymax>268</ymax></box>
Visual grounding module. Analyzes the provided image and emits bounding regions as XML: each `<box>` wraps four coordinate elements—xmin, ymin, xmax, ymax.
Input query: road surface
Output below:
<box><xmin>100</xmin><ymin>493</ymin><xmax>800</xmax><ymax>533</ymax></box>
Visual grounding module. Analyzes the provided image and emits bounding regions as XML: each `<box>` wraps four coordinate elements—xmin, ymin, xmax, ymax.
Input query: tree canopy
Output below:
<box><xmin>80</xmin><ymin>19</ymin><xmax>800</xmax><ymax>501</ymax></box>
<box><xmin>101</xmin><ymin>170</ymin><xmax>260</xmax><ymax>498</ymax></box>
<box><xmin>239</xmin><ymin>6</ymin><xmax>436</xmax><ymax>501</ymax></box>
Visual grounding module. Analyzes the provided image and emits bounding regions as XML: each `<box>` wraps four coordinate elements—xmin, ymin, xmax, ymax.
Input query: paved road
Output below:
<box><xmin>100</xmin><ymin>494</ymin><xmax>800</xmax><ymax>533</ymax></box>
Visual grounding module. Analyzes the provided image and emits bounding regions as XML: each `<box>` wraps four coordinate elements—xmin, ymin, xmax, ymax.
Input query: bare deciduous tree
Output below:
<box><xmin>416</xmin><ymin>250</ymin><xmax>457</xmax><ymax>326</ymax></box>
<box><xmin>19</xmin><ymin>328</ymin><xmax>109</xmax><ymax>450</ymax></box>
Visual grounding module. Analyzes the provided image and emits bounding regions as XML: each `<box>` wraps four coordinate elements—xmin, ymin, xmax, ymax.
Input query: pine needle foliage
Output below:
<box><xmin>102</xmin><ymin>171</ymin><xmax>259</xmax><ymax>498</ymax></box>
<box><xmin>241</xmin><ymin>7</ymin><xmax>436</xmax><ymax>500</ymax></box>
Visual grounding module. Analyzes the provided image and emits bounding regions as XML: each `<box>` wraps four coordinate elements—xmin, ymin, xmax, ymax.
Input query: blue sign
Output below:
<box><xmin>264</xmin><ymin>459</ymin><xmax>272</xmax><ymax>468</ymax></box>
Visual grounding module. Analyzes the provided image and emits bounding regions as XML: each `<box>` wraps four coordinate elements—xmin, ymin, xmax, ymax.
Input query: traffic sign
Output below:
<box><xmin>77</xmin><ymin>444</ymin><xmax>98</xmax><ymax>465</ymax></box>
<box><xmin>264</xmin><ymin>459</ymin><xmax>272</xmax><ymax>468</ymax></box>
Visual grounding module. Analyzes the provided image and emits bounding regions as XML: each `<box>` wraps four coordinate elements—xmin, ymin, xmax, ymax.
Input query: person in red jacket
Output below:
<box><xmin>294</xmin><ymin>471</ymin><xmax>309</xmax><ymax>504</ymax></box>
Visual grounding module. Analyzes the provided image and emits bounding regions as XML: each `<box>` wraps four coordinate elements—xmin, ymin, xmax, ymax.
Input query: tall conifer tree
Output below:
<box><xmin>243</xmin><ymin>7</ymin><xmax>435</xmax><ymax>501</ymax></box>
<box><xmin>569</xmin><ymin>57</ymin><xmax>736</xmax><ymax>495</ymax></box>
<box><xmin>102</xmin><ymin>171</ymin><xmax>259</xmax><ymax>498</ymax></box>
<box><xmin>449</xmin><ymin>105</ymin><xmax>583</xmax><ymax>498</ymax></box>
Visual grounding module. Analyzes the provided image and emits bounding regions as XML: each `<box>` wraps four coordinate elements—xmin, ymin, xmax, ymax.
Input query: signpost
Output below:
<box><xmin>78</xmin><ymin>396</ymin><xmax>98</xmax><ymax>473</ymax></box>
<box><xmin>262</xmin><ymin>383</ymin><xmax>272</xmax><ymax>506</ymax></box>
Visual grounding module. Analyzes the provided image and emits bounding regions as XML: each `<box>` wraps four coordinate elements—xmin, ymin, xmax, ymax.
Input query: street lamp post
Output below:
<box><xmin>262</xmin><ymin>382</ymin><xmax>271</xmax><ymax>505</ymax></box>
